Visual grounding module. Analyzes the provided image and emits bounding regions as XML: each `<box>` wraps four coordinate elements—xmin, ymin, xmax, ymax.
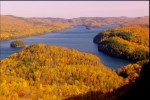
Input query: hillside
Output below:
<box><xmin>122</xmin><ymin>62</ymin><xmax>150</xmax><ymax>100</ymax></box>
<box><xmin>30</xmin><ymin>16</ymin><xmax>149</xmax><ymax>27</ymax></box>
<box><xmin>0</xmin><ymin>43</ymin><xmax>148</xmax><ymax>99</ymax></box>
<box><xmin>122</xmin><ymin>16</ymin><xmax>149</xmax><ymax>27</ymax></box>
<box><xmin>65</xmin><ymin>60</ymin><xmax>149</xmax><ymax>100</ymax></box>
<box><xmin>1</xmin><ymin>15</ymin><xmax>149</xmax><ymax>41</ymax></box>
<box><xmin>0</xmin><ymin>15</ymin><xmax>71</xmax><ymax>41</ymax></box>
<box><xmin>0</xmin><ymin>43</ymin><xmax>124</xmax><ymax>99</ymax></box>
<box><xmin>93</xmin><ymin>26</ymin><xmax>149</xmax><ymax>61</ymax></box>
<box><xmin>69</xmin><ymin>16</ymin><xmax>149</xmax><ymax>28</ymax></box>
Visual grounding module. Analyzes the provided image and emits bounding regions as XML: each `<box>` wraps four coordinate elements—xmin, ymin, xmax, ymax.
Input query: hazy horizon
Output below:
<box><xmin>1</xmin><ymin>14</ymin><xmax>149</xmax><ymax>19</ymax></box>
<box><xmin>1</xmin><ymin>1</ymin><xmax>149</xmax><ymax>19</ymax></box>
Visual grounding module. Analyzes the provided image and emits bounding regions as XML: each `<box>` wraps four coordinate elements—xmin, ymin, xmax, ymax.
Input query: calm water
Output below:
<box><xmin>0</xmin><ymin>25</ymin><xmax>133</xmax><ymax>69</ymax></box>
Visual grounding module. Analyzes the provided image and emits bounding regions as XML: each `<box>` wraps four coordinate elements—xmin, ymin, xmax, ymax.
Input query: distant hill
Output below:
<box><xmin>1</xmin><ymin>15</ymin><xmax>149</xmax><ymax>41</ymax></box>
<box><xmin>69</xmin><ymin>16</ymin><xmax>149</xmax><ymax>27</ymax></box>
<box><xmin>0</xmin><ymin>15</ymin><xmax>71</xmax><ymax>41</ymax></box>
<box><xmin>121</xmin><ymin>16</ymin><xmax>149</xmax><ymax>27</ymax></box>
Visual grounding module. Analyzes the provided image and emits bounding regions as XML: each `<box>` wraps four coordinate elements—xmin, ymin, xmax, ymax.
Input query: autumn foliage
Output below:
<box><xmin>94</xmin><ymin>26</ymin><xmax>149</xmax><ymax>61</ymax></box>
<box><xmin>0</xmin><ymin>43</ymin><xmax>124</xmax><ymax>99</ymax></box>
<box><xmin>0</xmin><ymin>15</ymin><xmax>149</xmax><ymax>99</ymax></box>
<box><xmin>10</xmin><ymin>40</ymin><xmax>26</xmax><ymax>48</ymax></box>
<box><xmin>0</xmin><ymin>15</ymin><xmax>71</xmax><ymax>41</ymax></box>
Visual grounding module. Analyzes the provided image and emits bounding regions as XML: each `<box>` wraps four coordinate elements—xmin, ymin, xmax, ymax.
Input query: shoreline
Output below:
<box><xmin>0</xmin><ymin>27</ymin><xmax>72</xmax><ymax>42</ymax></box>
<box><xmin>0</xmin><ymin>24</ymin><xmax>120</xmax><ymax>42</ymax></box>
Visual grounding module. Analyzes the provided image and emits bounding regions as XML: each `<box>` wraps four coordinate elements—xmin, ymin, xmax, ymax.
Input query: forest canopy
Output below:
<box><xmin>0</xmin><ymin>43</ymin><xmax>125</xmax><ymax>99</ymax></box>
<box><xmin>93</xmin><ymin>26</ymin><xmax>149</xmax><ymax>61</ymax></box>
<box><xmin>0</xmin><ymin>15</ymin><xmax>71</xmax><ymax>41</ymax></box>
<box><xmin>0</xmin><ymin>43</ymin><xmax>148</xmax><ymax>99</ymax></box>
<box><xmin>10</xmin><ymin>40</ymin><xmax>26</xmax><ymax>48</ymax></box>
<box><xmin>0</xmin><ymin>15</ymin><xmax>149</xmax><ymax>99</ymax></box>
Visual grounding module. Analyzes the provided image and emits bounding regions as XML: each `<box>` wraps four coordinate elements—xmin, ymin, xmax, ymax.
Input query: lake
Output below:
<box><xmin>0</xmin><ymin>25</ymin><xmax>133</xmax><ymax>69</ymax></box>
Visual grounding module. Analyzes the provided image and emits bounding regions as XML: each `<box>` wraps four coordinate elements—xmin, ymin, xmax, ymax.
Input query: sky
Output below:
<box><xmin>1</xmin><ymin>1</ymin><xmax>149</xmax><ymax>19</ymax></box>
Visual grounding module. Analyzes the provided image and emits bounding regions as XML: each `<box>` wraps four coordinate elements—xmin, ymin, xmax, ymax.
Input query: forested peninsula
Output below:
<box><xmin>93</xmin><ymin>26</ymin><xmax>149</xmax><ymax>61</ymax></box>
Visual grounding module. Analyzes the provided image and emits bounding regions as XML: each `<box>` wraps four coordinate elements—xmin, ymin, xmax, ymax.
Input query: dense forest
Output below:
<box><xmin>0</xmin><ymin>15</ymin><xmax>149</xmax><ymax>99</ymax></box>
<box><xmin>0</xmin><ymin>15</ymin><xmax>71</xmax><ymax>41</ymax></box>
<box><xmin>66</xmin><ymin>61</ymin><xmax>149</xmax><ymax>100</ymax></box>
<box><xmin>94</xmin><ymin>26</ymin><xmax>149</xmax><ymax>61</ymax></box>
<box><xmin>10</xmin><ymin>40</ymin><xmax>26</xmax><ymax>48</ymax></box>
<box><xmin>0</xmin><ymin>43</ymin><xmax>149</xmax><ymax>99</ymax></box>
<box><xmin>1</xmin><ymin>15</ymin><xmax>149</xmax><ymax>41</ymax></box>
<box><xmin>0</xmin><ymin>43</ymin><xmax>123</xmax><ymax>99</ymax></box>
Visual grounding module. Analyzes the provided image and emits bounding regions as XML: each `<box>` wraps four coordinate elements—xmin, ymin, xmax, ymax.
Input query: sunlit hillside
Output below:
<box><xmin>1</xmin><ymin>15</ymin><xmax>149</xmax><ymax>41</ymax></box>
<box><xmin>0</xmin><ymin>15</ymin><xmax>71</xmax><ymax>41</ymax></box>
<box><xmin>0</xmin><ymin>43</ymin><xmax>149</xmax><ymax>99</ymax></box>
<box><xmin>0</xmin><ymin>43</ymin><xmax>125</xmax><ymax>100</ymax></box>
<box><xmin>94</xmin><ymin>26</ymin><xmax>149</xmax><ymax>61</ymax></box>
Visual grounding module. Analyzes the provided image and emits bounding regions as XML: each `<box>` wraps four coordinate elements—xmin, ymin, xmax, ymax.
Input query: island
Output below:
<box><xmin>86</xmin><ymin>26</ymin><xmax>91</xmax><ymax>30</ymax></box>
<box><xmin>10</xmin><ymin>40</ymin><xmax>26</xmax><ymax>48</ymax></box>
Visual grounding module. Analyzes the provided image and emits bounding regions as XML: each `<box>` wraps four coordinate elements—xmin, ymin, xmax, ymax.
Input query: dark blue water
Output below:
<box><xmin>0</xmin><ymin>25</ymin><xmax>133</xmax><ymax>69</ymax></box>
